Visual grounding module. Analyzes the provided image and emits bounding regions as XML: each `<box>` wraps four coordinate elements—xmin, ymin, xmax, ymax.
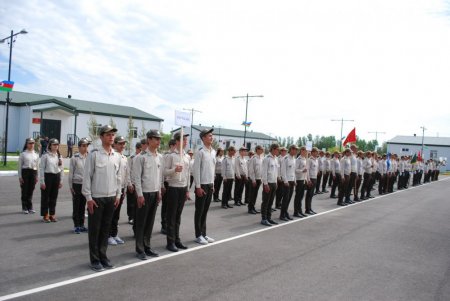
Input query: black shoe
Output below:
<box><xmin>253</xmin><ymin>209</ymin><xmax>260</xmax><ymax>213</ymax></box>
<box><xmin>271</xmin><ymin>208</ymin><xmax>277</xmax><ymax>212</ymax></box>
<box><xmin>293</xmin><ymin>213</ymin><xmax>304</xmax><ymax>218</ymax></box>
<box><xmin>300</xmin><ymin>212</ymin><xmax>308</xmax><ymax>217</ymax></box>
<box><xmin>90</xmin><ymin>261</ymin><xmax>105</xmax><ymax>272</ymax></box>
<box><xmin>234</xmin><ymin>202</ymin><xmax>241</xmax><ymax>206</ymax></box>
<box><xmin>128</xmin><ymin>219</ymin><xmax>134</xmax><ymax>225</ymax></box>
<box><xmin>166</xmin><ymin>243</ymin><xmax>179</xmax><ymax>252</ymax></box>
<box><xmin>261</xmin><ymin>220</ymin><xmax>272</xmax><ymax>227</ymax></box>
<box><xmin>368</xmin><ymin>195</ymin><xmax>374</xmax><ymax>198</ymax></box>
<box><xmin>248</xmin><ymin>209</ymin><xmax>257</xmax><ymax>214</ymax></box>
<box><xmin>276</xmin><ymin>205</ymin><xmax>282</xmax><ymax>209</ymax></box>
<box><xmin>310</xmin><ymin>210</ymin><xmax>317</xmax><ymax>214</ymax></box>
<box><xmin>175</xmin><ymin>242</ymin><xmax>188</xmax><ymax>250</ymax></box>
<box><xmin>221</xmin><ymin>205</ymin><xmax>228</xmax><ymax>209</ymax></box>
<box><xmin>330</xmin><ymin>195</ymin><xmax>337</xmax><ymax>199</ymax></box>
<box><xmin>136</xmin><ymin>252</ymin><xmax>147</xmax><ymax>260</ymax></box>
<box><xmin>337</xmin><ymin>202</ymin><xmax>347</xmax><ymax>206</ymax></box>
<box><xmin>280</xmin><ymin>216</ymin><xmax>288</xmax><ymax>221</ymax></box>
<box><xmin>322</xmin><ymin>190</ymin><xmax>329</xmax><ymax>193</ymax></box>
<box><xmin>100</xmin><ymin>259</ymin><xmax>115</xmax><ymax>269</ymax></box>
<box><xmin>226</xmin><ymin>204</ymin><xmax>234</xmax><ymax>208</ymax></box>
<box><xmin>213</xmin><ymin>198</ymin><xmax>220</xmax><ymax>202</ymax></box>
<box><xmin>286</xmin><ymin>215</ymin><xmax>293</xmax><ymax>220</ymax></box>
<box><xmin>145</xmin><ymin>248</ymin><xmax>159</xmax><ymax>257</ymax></box>
<box><xmin>268</xmin><ymin>219</ymin><xmax>278</xmax><ymax>225</ymax></box>
<box><xmin>160</xmin><ymin>228</ymin><xmax>167</xmax><ymax>235</ymax></box>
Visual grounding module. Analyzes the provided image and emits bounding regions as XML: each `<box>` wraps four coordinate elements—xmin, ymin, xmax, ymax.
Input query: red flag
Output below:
<box><xmin>343</xmin><ymin>128</ymin><xmax>356</xmax><ymax>146</ymax></box>
<box><xmin>418</xmin><ymin>151</ymin><xmax>422</xmax><ymax>162</ymax></box>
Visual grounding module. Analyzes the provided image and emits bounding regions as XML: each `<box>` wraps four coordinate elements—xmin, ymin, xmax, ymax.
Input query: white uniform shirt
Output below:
<box><xmin>350</xmin><ymin>153</ymin><xmax>358</xmax><ymax>173</ymax></box>
<box><xmin>40</xmin><ymin>152</ymin><xmax>64</xmax><ymax>185</ymax></box>
<box><xmin>262</xmin><ymin>153</ymin><xmax>279</xmax><ymax>185</ymax></box>
<box><xmin>331</xmin><ymin>157</ymin><xmax>341</xmax><ymax>176</ymax></box>
<box><xmin>221</xmin><ymin>156</ymin><xmax>236</xmax><ymax>180</ymax></box>
<box><xmin>307</xmin><ymin>157</ymin><xmax>319</xmax><ymax>180</ymax></box>
<box><xmin>82</xmin><ymin>148</ymin><xmax>122</xmax><ymax>200</ymax></box>
<box><xmin>235</xmin><ymin>156</ymin><xmax>248</xmax><ymax>178</ymax></box>
<box><xmin>164</xmin><ymin>150</ymin><xmax>190</xmax><ymax>188</ymax></box>
<box><xmin>68</xmin><ymin>152</ymin><xmax>87</xmax><ymax>185</ymax></box>
<box><xmin>133</xmin><ymin>150</ymin><xmax>163</xmax><ymax>196</ymax></box>
<box><xmin>363</xmin><ymin>157</ymin><xmax>372</xmax><ymax>174</ymax></box>
<box><xmin>193</xmin><ymin>146</ymin><xmax>216</xmax><ymax>187</ymax></box>
<box><xmin>215</xmin><ymin>156</ymin><xmax>224</xmax><ymax>175</ymax></box>
<box><xmin>341</xmin><ymin>156</ymin><xmax>351</xmax><ymax>176</ymax></box>
<box><xmin>248</xmin><ymin>155</ymin><xmax>263</xmax><ymax>181</ymax></box>
<box><xmin>295</xmin><ymin>156</ymin><xmax>307</xmax><ymax>181</ymax></box>
<box><xmin>18</xmin><ymin>150</ymin><xmax>39</xmax><ymax>178</ymax></box>
<box><xmin>281</xmin><ymin>155</ymin><xmax>296</xmax><ymax>183</ymax></box>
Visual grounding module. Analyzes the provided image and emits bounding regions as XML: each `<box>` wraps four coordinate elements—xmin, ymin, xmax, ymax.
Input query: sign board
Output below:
<box><xmin>175</xmin><ymin>110</ymin><xmax>191</xmax><ymax>127</ymax></box>
<box><xmin>306</xmin><ymin>141</ymin><xmax>313</xmax><ymax>151</ymax></box>
<box><xmin>32</xmin><ymin>118</ymin><xmax>41</xmax><ymax>124</ymax></box>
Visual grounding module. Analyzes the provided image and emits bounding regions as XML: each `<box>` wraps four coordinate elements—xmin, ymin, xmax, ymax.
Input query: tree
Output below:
<box><xmin>87</xmin><ymin>113</ymin><xmax>99</xmax><ymax>147</ymax></box>
<box><xmin>139</xmin><ymin>121</ymin><xmax>147</xmax><ymax>140</ymax></box>
<box><xmin>109</xmin><ymin>116</ymin><xmax>117</xmax><ymax>129</ymax></box>
<box><xmin>160</xmin><ymin>132</ymin><xmax>172</xmax><ymax>152</ymax></box>
<box><xmin>126</xmin><ymin>116</ymin><xmax>135</xmax><ymax>155</ymax></box>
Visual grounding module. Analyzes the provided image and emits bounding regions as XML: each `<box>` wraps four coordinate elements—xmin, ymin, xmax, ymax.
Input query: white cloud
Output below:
<box><xmin>1</xmin><ymin>0</ymin><xmax>449</xmax><ymax>143</ymax></box>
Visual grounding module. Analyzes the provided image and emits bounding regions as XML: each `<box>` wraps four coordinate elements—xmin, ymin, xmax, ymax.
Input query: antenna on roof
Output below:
<box><xmin>68</xmin><ymin>95</ymin><xmax>72</xmax><ymax>99</ymax></box>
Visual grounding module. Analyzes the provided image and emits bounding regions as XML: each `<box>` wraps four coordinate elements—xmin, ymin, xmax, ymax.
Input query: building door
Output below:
<box><xmin>41</xmin><ymin>119</ymin><xmax>61</xmax><ymax>141</ymax></box>
<box><xmin>246</xmin><ymin>142</ymin><xmax>252</xmax><ymax>151</ymax></box>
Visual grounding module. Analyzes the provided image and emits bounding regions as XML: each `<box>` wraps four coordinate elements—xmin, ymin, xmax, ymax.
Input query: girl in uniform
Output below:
<box><xmin>18</xmin><ymin>138</ymin><xmax>40</xmax><ymax>214</ymax></box>
<box><xmin>40</xmin><ymin>138</ymin><xmax>64</xmax><ymax>222</ymax></box>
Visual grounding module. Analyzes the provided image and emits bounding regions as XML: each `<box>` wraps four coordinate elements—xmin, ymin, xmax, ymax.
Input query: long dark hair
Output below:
<box><xmin>47</xmin><ymin>141</ymin><xmax>62</xmax><ymax>166</ymax></box>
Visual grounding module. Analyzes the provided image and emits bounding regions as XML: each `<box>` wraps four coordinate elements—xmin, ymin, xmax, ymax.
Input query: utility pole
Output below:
<box><xmin>183</xmin><ymin>108</ymin><xmax>201</xmax><ymax>149</ymax></box>
<box><xmin>232</xmin><ymin>93</ymin><xmax>263</xmax><ymax>147</ymax></box>
<box><xmin>331</xmin><ymin>118</ymin><xmax>354</xmax><ymax>151</ymax></box>
<box><xmin>368</xmin><ymin>131</ymin><xmax>386</xmax><ymax>151</ymax></box>
<box><xmin>420</xmin><ymin>126</ymin><xmax>427</xmax><ymax>159</ymax></box>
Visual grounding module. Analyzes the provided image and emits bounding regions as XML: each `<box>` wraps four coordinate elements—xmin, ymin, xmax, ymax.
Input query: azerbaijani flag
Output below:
<box><xmin>242</xmin><ymin>121</ymin><xmax>252</xmax><ymax>127</ymax></box>
<box><xmin>0</xmin><ymin>80</ymin><xmax>14</xmax><ymax>92</ymax></box>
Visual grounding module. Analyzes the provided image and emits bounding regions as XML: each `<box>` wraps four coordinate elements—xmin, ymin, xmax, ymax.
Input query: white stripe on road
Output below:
<box><xmin>1</xmin><ymin>177</ymin><xmax>448</xmax><ymax>301</ymax></box>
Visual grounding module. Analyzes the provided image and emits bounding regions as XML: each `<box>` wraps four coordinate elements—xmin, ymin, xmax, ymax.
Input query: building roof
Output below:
<box><xmin>0</xmin><ymin>91</ymin><xmax>163</xmax><ymax>122</ymax></box>
<box><xmin>387</xmin><ymin>135</ymin><xmax>450</xmax><ymax>147</ymax></box>
<box><xmin>172</xmin><ymin>124</ymin><xmax>276</xmax><ymax>141</ymax></box>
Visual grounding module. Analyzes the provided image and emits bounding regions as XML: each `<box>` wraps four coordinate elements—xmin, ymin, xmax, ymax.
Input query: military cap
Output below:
<box><xmin>99</xmin><ymin>125</ymin><xmax>118</xmax><ymax>135</ymax></box>
<box><xmin>78</xmin><ymin>137</ymin><xmax>90</xmax><ymax>146</ymax></box>
<box><xmin>173</xmin><ymin>132</ymin><xmax>189</xmax><ymax>141</ymax></box>
<box><xmin>114</xmin><ymin>136</ymin><xmax>126</xmax><ymax>144</ymax></box>
<box><xmin>49</xmin><ymin>138</ymin><xmax>59</xmax><ymax>145</ymax></box>
<box><xmin>199</xmin><ymin>128</ymin><xmax>214</xmax><ymax>139</ymax></box>
<box><xmin>25</xmin><ymin>138</ymin><xmax>35</xmax><ymax>144</ymax></box>
<box><xmin>146</xmin><ymin>129</ymin><xmax>162</xmax><ymax>138</ymax></box>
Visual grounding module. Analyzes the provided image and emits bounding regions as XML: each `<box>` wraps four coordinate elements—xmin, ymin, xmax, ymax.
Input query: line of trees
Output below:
<box><xmin>275</xmin><ymin>134</ymin><xmax>387</xmax><ymax>153</ymax></box>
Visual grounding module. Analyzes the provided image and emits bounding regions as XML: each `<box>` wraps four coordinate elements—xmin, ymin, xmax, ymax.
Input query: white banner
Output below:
<box><xmin>306</xmin><ymin>141</ymin><xmax>313</xmax><ymax>151</ymax></box>
<box><xmin>175</xmin><ymin>110</ymin><xmax>191</xmax><ymax>127</ymax></box>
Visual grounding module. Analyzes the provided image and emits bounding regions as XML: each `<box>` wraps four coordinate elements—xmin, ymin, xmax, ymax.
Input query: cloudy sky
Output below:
<box><xmin>1</xmin><ymin>0</ymin><xmax>450</xmax><ymax>144</ymax></box>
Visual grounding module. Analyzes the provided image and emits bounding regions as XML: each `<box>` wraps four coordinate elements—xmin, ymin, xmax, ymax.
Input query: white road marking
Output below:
<box><xmin>0</xmin><ymin>177</ymin><xmax>448</xmax><ymax>301</ymax></box>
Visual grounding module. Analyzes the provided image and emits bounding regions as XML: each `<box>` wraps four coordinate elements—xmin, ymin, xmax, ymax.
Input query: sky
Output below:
<box><xmin>1</xmin><ymin>0</ymin><xmax>450</xmax><ymax>145</ymax></box>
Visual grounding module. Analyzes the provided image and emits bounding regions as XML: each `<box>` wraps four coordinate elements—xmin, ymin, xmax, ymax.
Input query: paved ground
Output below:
<box><xmin>0</xmin><ymin>176</ymin><xmax>449</xmax><ymax>301</ymax></box>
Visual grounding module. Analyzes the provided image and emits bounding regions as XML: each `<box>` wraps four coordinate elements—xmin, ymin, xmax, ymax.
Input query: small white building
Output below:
<box><xmin>387</xmin><ymin>135</ymin><xmax>449</xmax><ymax>171</ymax></box>
<box><xmin>172</xmin><ymin>124</ymin><xmax>277</xmax><ymax>151</ymax></box>
<box><xmin>0</xmin><ymin>91</ymin><xmax>163</xmax><ymax>154</ymax></box>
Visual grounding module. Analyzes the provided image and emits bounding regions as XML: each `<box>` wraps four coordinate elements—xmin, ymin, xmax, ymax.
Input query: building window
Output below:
<box><xmin>430</xmin><ymin>150</ymin><xmax>437</xmax><ymax>160</ymax></box>
<box><xmin>130</xmin><ymin>127</ymin><xmax>138</xmax><ymax>138</ymax></box>
<box><xmin>401</xmin><ymin>148</ymin><xmax>409</xmax><ymax>152</ymax></box>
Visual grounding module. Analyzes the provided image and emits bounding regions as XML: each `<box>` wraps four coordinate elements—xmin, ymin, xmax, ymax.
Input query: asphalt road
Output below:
<box><xmin>0</xmin><ymin>175</ymin><xmax>449</xmax><ymax>301</ymax></box>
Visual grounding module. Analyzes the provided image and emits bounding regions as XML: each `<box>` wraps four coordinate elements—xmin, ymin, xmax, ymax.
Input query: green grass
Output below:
<box><xmin>0</xmin><ymin>161</ymin><xmax>18</xmax><ymax>171</ymax></box>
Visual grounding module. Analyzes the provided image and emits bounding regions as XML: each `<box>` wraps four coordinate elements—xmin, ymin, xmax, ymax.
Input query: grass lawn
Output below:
<box><xmin>0</xmin><ymin>161</ymin><xmax>18</xmax><ymax>171</ymax></box>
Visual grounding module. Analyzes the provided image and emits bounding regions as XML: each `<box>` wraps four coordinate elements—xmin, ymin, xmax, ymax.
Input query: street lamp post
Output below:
<box><xmin>232</xmin><ymin>93</ymin><xmax>263</xmax><ymax>147</ymax></box>
<box><xmin>1</xmin><ymin>29</ymin><xmax>28</xmax><ymax>166</ymax></box>
<box><xmin>183</xmin><ymin>107</ymin><xmax>201</xmax><ymax>149</ymax></box>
